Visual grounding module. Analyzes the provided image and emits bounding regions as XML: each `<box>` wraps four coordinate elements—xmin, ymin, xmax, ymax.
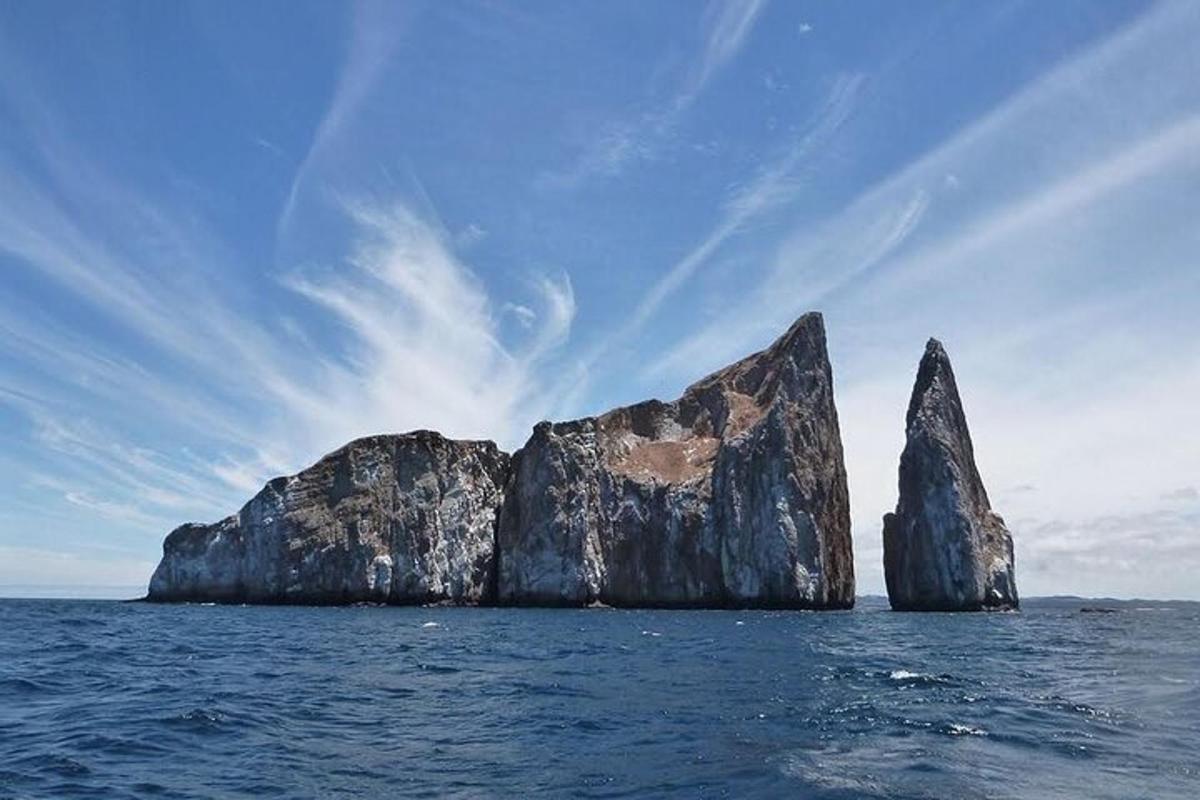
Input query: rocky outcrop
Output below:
<box><xmin>148</xmin><ymin>432</ymin><xmax>508</xmax><ymax>604</ymax></box>
<box><xmin>148</xmin><ymin>312</ymin><xmax>855</xmax><ymax>608</ymax></box>
<box><xmin>495</xmin><ymin>312</ymin><xmax>855</xmax><ymax>608</ymax></box>
<box><xmin>882</xmin><ymin>339</ymin><xmax>1018</xmax><ymax>611</ymax></box>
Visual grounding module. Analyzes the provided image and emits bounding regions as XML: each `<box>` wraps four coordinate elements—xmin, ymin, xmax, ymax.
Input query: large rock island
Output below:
<box><xmin>497</xmin><ymin>312</ymin><xmax>854</xmax><ymax>608</ymax></box>
<box><xmin>882</xmin><ymin>339</ymin><xmax>1018</xmax><ymax>611</ymax></box>
<box><xmin>148</xmin><ymin>312</ymin><xmax>855</xmax><ymax>608</ymax></box>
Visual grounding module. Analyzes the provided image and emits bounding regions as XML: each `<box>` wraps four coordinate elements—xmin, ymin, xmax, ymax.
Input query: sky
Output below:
<box><xmin>0</xmin><ymin>0</ymin><xmax>1197</xmax><ymax>599</ymax></box>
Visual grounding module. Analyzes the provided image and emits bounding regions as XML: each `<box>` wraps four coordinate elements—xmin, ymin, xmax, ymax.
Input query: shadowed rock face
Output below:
<box><xmin>148</xmin><ymin>432</ymin><xmax>508</xmax><ymax>604</ymax></box>
<box><xmin>496</xmin><ymin>312</ymin><xmax>855</xmax><ymax>608</ymax></box>
<box><xmin>882</xmin><ymin>340</ymin><xmax>1018</xmax><ymax>611</ymax></box>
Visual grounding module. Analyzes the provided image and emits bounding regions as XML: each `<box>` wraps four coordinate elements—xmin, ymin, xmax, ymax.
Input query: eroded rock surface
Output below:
<box><xmin>882</xmin><ymin>339</ymin><xmax>1018</xmax><ymax>611</ymax></box>
<box><xmin>148</xmin><ymin>432</ymin><xmax>508</xmax><ymax>604</ymax></box>
<box><xmin>496</xmin><ymin>312</ymin><xmax>855</xmax><ymax>608</ymax></box>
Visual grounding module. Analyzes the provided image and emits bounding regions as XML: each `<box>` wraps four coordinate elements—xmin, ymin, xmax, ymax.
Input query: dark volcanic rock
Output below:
<box><xmin>495</xmin><ymin>312</ymin><xmax>855</xmax><ymax>608</ymax></box>
<box><xmin>882</xmin><ymin>339</ymin><xmax>1018</xmax><ymax>611</ymax></box>
<box><xmin>148</xmin><ymin>432</ymin><xmax>508</xmax><ymax>604</ymax></box>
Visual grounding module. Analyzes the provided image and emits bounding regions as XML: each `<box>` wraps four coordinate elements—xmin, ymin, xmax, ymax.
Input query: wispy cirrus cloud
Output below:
<box><xmin>683</xmin><ymin>0</ymin><xmax>769</xmax><ymax>106</ymax></box>
<box><xmin>0</xmin><ymin>184</ymin><xmax>576</xmax><ymax>560</ymax></box>
<box><xmin>650</xmin><ymin>1</ymin><xmax>1200</xmax><ymax>383</ymax></box>
<box><xmin>0</xmin><ymin>176</ymin><xmax>575</xmax><ymax>501</ymax></box>
<box><xmin>275</xmin><ymin>1</ymin><xmax>412</xmax><ymax>251</ymax></box>
<box><xmin>579</xmin><ymin>73</ymin><xmax>864</xmax><ymax>377</ymax></box>
<box><xmin>279</xmin><ymin>198</ymin><xmax>575</xmax><ymax>451</ymax></box>
<box><xmin>541</xmin><ymin>0</ymin><xmax>769</xmax><ymax>188</ymax></box>
<box><xmin>0</xmin><ymin>18</ymin><xmax>577</xmax><ymax>570</ymax></box>
<box><xmin>634</xmin><ymin>1</ymin><xmax>1200</xmax><ymax>598</ymax></box>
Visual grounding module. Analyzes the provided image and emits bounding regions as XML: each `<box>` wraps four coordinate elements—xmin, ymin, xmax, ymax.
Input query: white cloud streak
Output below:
<box><xmin>684</xmin><ymin>0</ymin><xmax>769</xmax><ymax>106</ymax></box>
<box><xmin>543</xmin><ymin>0</ymin><xmax>769</xmax><ymax>187</ymax></box>
<box><xmin>577</xmin><ymin>74</ymin><xmax>863</xmax><ymax>382</ymax></box>
<box><xmin>275</xmin><ymin>1</ymin><xmax>409</xmax><ymax>250</ymax></box>
<box><xmin>280</xmin><ymin>200</ymin><xmax>575</xmax><ymax>450</ymax></box>
<box><xmin>638</xmin><ymin>1</ymin><xmax>1200</xmax><ymax>596</ymax></box>
<box><xmin>651</xmin><ymin>2</ymin><xmax>1200</xmax><ymax>380</ymax></box>
<box><xmin>0</xmin><ymin>9</ymin><xmax>577</xmax><ymax>580</ymax></box>
<box><xmin>0</xmin><ymin>183</ymin><xmax>576</xmax><ymax>565</ymax></box>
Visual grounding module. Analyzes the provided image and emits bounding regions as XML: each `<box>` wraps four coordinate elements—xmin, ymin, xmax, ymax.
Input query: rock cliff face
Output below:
<box><xmin>495</xmin><ymin>312</ymin><xmax>855</xmax><ymax>608</ymax></box>
<box><xmin>882</xmin><ymin>340</ymin><xmax>1018</xmax><ymax>611</ymax></box>
<box><xmin>148</xmin><ymin>432</ymin><xmax>508</xmax><ymax>604</ymax></box>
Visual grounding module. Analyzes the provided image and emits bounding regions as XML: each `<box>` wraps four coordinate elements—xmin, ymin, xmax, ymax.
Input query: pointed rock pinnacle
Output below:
<box><xmin>882</xmin><ymin>339</ymin><xmax>1018</xmax><ymax>611</ymax></box>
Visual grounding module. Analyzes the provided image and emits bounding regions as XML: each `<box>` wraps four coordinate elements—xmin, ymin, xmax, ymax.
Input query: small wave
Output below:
<box><xmin>505</xmin><ymin>680</ymin><xmax>593</xmax><ymax>699</ymax></box>
<box><xmin>900</xmin><ymin>718</ymin><xmax>933</xmax><ymax>730</ymax></box>
<box><xmin>778</xmin><ymin>751</ymin><xmax>887</xmax><ymax>794</ymax></box>
<box><xmin>1037</xmin><ymin>695</ymin><xmax>1116</xmax><ymax>722</ymax></box>
<box><xmin>164</xmin><ymin>708</ymin><xmax>227</xmax><ymax>732</ymax></box>
<box><xmin>416</xmin><ymin>663</ymin><xmax>459</xmax><ymax>674</ymax></box>
<box><xmin>39</xmin><ymin>753</ymin><xmax>91</xmax><ymax>777</ymax></box>
<box><xmin>420</xmin><ymin>621</ymin><xmax>440</xmax><ymax>629</ymax></box>
<box><xmin>572</xmin><ymin>718</ymin><xmax>612</xmax><ymax>732</ymax></box>
<box><xmin>887</xmin><ymin>669</ymin><xmax>955</xmax><ymax>687</ymax></box>
<box><xmin>131</xmin><ymin>782</ymin><xmax>170</xmax><ymax>795</ymax></box>
<box><xmin>0</xmin><ymin>677</ymin><xmax>51</xmax><ymax>694</ymax></box>
<box><xmin>641</xmin><ymin>630</ymin><xmax>663</xmax><ymax>637</ymax></box>
<box><xmin>944</xmin><ymin>723</ymin><xmax>987</xmax><ymax>736</ymax></box>
<box><xmin>60</xmin><ymin>732</ymin><xmax>172</xmax><ymax>758</ymax></box>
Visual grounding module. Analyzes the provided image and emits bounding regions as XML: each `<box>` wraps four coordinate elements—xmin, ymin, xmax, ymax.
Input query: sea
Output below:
<box><xmin>0</xmin><ymin>596</ymin><xmax>1196</xmax><ymax>799</ymax></box>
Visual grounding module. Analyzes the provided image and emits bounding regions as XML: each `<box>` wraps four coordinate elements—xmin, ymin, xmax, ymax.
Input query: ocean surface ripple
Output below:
<box><xmin>0</xmin><ymin>597</ymin><xmax>1197</xmax><ymax>799</ymax></box>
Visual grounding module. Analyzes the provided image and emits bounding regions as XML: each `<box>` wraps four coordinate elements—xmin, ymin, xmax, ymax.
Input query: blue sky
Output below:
<box><xmin>1</xmin><ymin>1</ymin><xmax>1197</xmax><ymax>599</ymax></box>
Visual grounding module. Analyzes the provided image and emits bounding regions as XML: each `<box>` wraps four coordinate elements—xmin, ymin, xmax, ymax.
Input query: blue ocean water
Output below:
<box><xmin>0</xmin><ymin>598</ymin><xmax>1196</xmax><ymax>799</ymax></box>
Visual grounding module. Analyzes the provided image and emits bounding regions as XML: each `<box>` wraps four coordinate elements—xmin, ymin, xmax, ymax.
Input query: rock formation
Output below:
<box><xmin>882</xmin><ymin>339</ymin><xmax>1018</xmax><ymax>611</ymax></box>
<box><xmin>148</xmin><ymin>432</ymin><xmax>508</xmax><ymax>604</ymax></box>
<box><xmin>496</xmin><ymin>312</ymin><xmax>854</xmax><ymax>608</ymax></box>
<box><xmin>148</xmin><ymin>312</ymin><xmax>855</xmax><ymax>608</ymax></box>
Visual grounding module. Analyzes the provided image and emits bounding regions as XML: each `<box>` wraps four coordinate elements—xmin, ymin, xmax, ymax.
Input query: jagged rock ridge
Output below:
<box><xmin>882</xmin><ymin>339</ymin><xmax>1018</xmax><ymax>611</ymax></box>
<box><xmin>148</xmin><ymin>432</ymin><xmax>508</xmax><ymax>604</ymax></box>
<box><xmin>496</xmin><ymin>312</ymin><xmax>855</xmax><ymax>608</ymax></box>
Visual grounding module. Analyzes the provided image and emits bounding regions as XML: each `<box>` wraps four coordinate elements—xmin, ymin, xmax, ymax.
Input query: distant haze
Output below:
<box><xmin>0</xmin><ymin>1</ymin><xmax>1196</xmax><ymax>599</ymax></box>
